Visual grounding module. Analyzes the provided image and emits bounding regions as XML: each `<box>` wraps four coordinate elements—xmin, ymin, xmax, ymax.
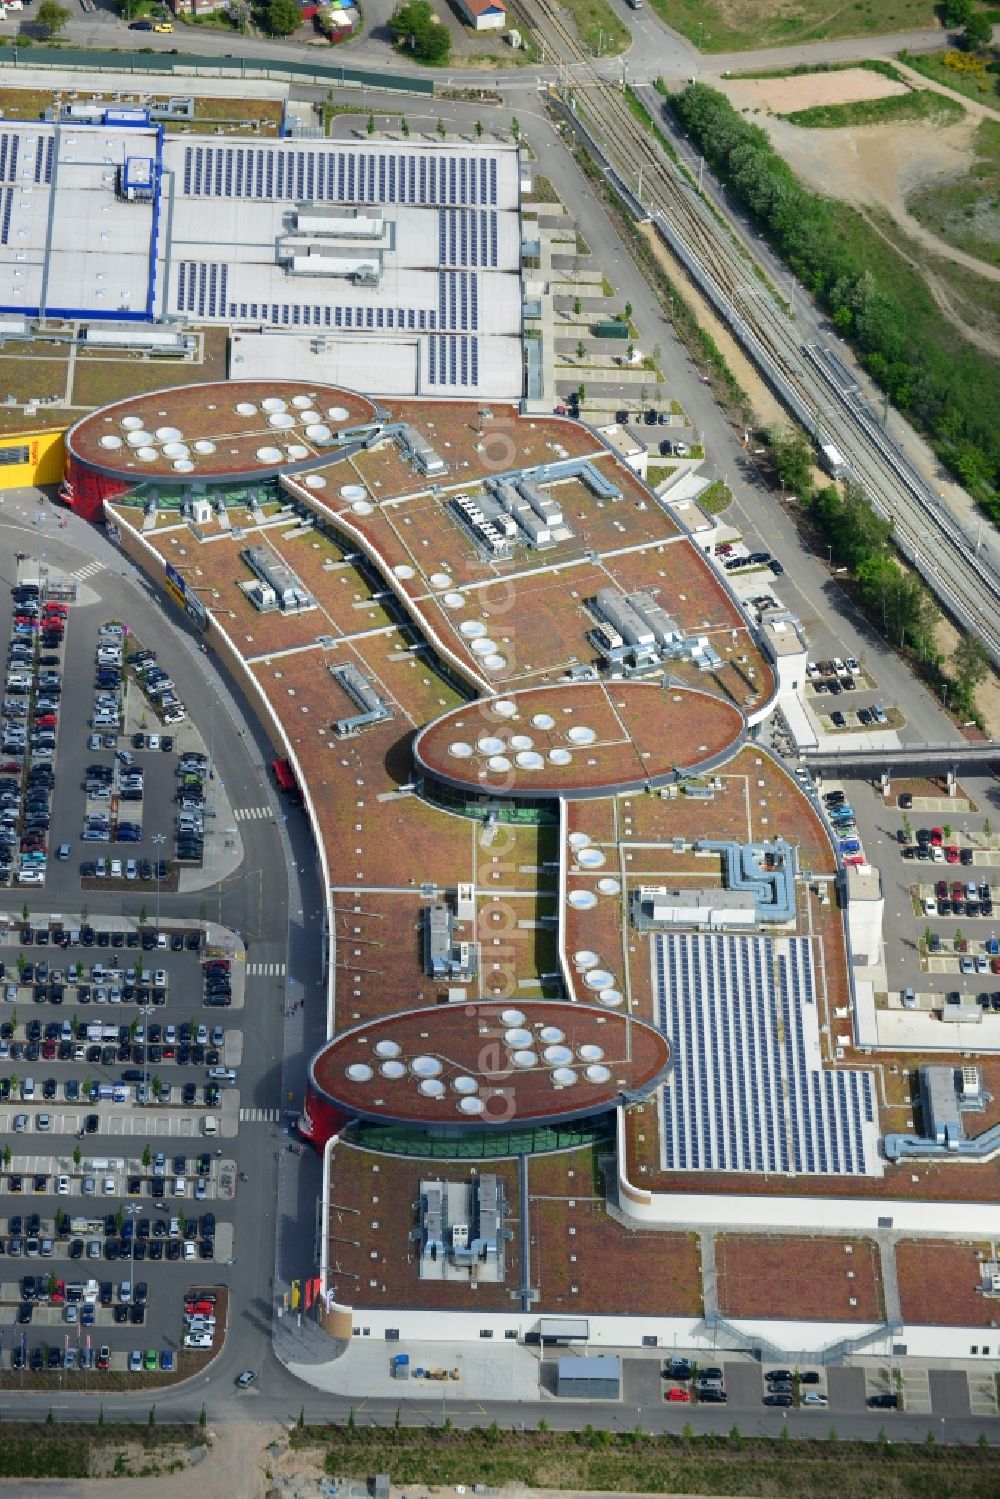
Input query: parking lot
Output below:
<box><xmin>655</xmin><ymin>1356</ymin><xmax>994</xmax><ymax>1417</ymax></box>
<box><xmin>0</xmin><ymin>555</ymin><xmax>269</xmax><ymax>1382</ymax></box>
<box><xmin>0</xmin><ymin>913</ymin><xmax>246</xmax><ymax>1378</ymax></box>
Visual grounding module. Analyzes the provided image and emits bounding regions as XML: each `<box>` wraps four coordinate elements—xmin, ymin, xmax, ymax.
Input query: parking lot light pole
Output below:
<box><xmin>151</xmin><ymin>834</ymin><xmax>166</xmax><ymax>940</ymax></box>
<box><xmin>125</xmin><ymin>1202</ymin><xmax>141</xmax><ymax>1304</ymax></box>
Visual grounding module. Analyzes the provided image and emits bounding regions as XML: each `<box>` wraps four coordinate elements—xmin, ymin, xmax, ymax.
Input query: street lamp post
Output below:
<box><xmin>125</xmin><ymin>1203</ymin><xmax>141</xmax><ymax>1311</ymax></box>
<box><xmin>151</xmin><ymin>834</ymin><xmax>166</xmax><ymax>943</ymax></box>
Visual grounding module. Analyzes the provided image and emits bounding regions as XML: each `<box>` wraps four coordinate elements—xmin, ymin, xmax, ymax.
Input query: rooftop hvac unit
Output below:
<box><xmin>250</xmin><ymin>583</ymin><xmax>277</xmax><ymax>611</ymax></box>
<box><xmin>961</xmin><ymin>1065</ymin><xmax>982</xmax><ymax>1100</ymax></box>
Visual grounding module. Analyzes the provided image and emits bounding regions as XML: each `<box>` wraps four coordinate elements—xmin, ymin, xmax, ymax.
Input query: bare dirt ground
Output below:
<box><xmin>933</xmin><ymin>615</ymin><xmax>1000</xmax><ymax>740</ymax></box>
<box><xmin>764</xmin><ymin>112</ymin><xmax>1000</xmax><ymax>282</ymax></box>
<box><xmin>638</xmin><ymin>223</ymin><xmax>788</xmax><ymax>429</ymax></box>
<box><xmin>0</xmin><ymin>1423</ymin><xmax>290</xmax><ymax>1499</ymax></box>
<box><xmin>720</xmin><ymin>67</ymin><xmax>908</xmax><ymax>114</ymax></box>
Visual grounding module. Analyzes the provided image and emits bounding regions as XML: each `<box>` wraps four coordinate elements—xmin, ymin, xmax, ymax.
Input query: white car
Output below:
<box><xmin>183</xmin><ymin>1331</ymin><xmax>213</xmax><ymax>1348</ymax></box>
<box><xmin>163</xmin><ymin>706</ymin><xmax>187</xmax><ymax>724</ymax></box>
<box><xmin>56</xmin><ymin>1175</ymin><xmax>70</xmax><ymax>1195</ymax></box>
<box><xmin>148</xmin><ymin>734</ymin><xmax>161</xmax><ymax>750</ymax></box>
<box><xmin>154</xmin><ymin>970</ymin><xmax>167</xmax><ymax>987</ymax></box>
<box><xmin>102</xmin><ymin>1176</ymin><xmax>116</xmax><ymax>1196</ymax></box>
<box><xmin>183</xmin><ymin>1241</ymin><xmax>197</xmax><ymax>1260</ymax></box>
<box><xmin>922</xmin><ymin>897</ymin><xmax>937</xmax><ymax>915</ymax></box>
<box><xmin>802</xmin><ymin>1391</ymin><xmax>828</xmax><ymax>1406</ymax></box>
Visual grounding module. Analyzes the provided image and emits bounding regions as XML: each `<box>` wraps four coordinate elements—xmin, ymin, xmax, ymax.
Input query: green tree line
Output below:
<box><xmin>669</xmin><ymin>83</ymin><xmax>1000</xmax><ymax>523</ymax></box>
<box><xmin>769</xmin><ymin>428</ymin><xmax>991</xmax><ymax>717</ymax></box>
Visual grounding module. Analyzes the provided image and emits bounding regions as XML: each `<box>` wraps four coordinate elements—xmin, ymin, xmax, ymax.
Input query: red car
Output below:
<box><xmin>992</xmin><ymin>957</ymin><xmax>1000</xmax><ymax>975</ymax></box>
<box><xmin>43</xmin><ymin>603</ymin><xmax>68</xmax><ymax>616</ymax></box>
<box><xmin>931</xmin><ymin>827</ymin><xmax>943</xmax><ymax>847</ymax></box>
<box><xmin>945</xmin><ymin>846</ymin><xmax>959</xmax><ymax>864</ymax></box>
<box><xmin>34</xmin><ymin>715</ymin><xmax>57</xmax><ymax>729</ymax></box>
<box><xmin>665</xmin><ymin>1386</ymin><xmax>692</xmax><ymax>1402</ymax></box>
<box><xmin>953</xmin><ymin>882</ymin><xmax>965</xmax><ymax>900</ymax></box>
<box><xmin>185</xmin><ymin>1300</ymin><xmax>215</xmax><ymax>1316</ymax></box>
<box><xmin>936</xmin><ymin>881</ymin><xmax>949</xmax><ymax>899</ymax></box>
<box><xmin>96</xmin><ymin>1346</ymin><xmax>110</xmax><ymax>1370</ymax></box>
<box><xmin>843</xmin><ymin>854</ymin><xmax>865</xmax><ymax>867</ymax></box>
<box><xmin>50</xmin><ymin>1280</ymin><xmax>65</xmax><ymax>1304</ymax></box>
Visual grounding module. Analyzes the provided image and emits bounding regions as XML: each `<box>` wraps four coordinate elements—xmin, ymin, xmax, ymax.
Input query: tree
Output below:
<box><xmin>573</xmin><ymin>296</ymin><xmax>582</xmax><ymax>316</ymax></box>
<box><xmin>962</xmin><ymin>11</ymin><xmax>993</xmax><ymax>48</ymax></box>
<box><xmin>142</xmin><ymin>1143</ymin><xmax>152</xmax><ymax>1168</ymax></box>
<box><xmin>769</xmin><ymin>426</ymin><xmax>814</xmax><ymax>496</ymax></box>
<box><xmin>577</xmin><ymin>383</ymin><xmax>586</xmax><ymax>407</ymax></box>
<box><xmin>389</xmin><ymin>2</ymin><xmax>451</xmax><ymax>63</ymax></box>
<box><xmin>367</xmin><ymin>113</ymin><xmax>375</xmax><ymax>137</ymax></box>
<box><xmin>73</xmin><ymin>1144</ymin><xmax>81</xmax><ymax>1167</ymax></box>
<box><xmin>511</xmin><ymin>117</ymin><xmax>521</xmax><ymax>142</ymax></box>
<box><xmin>436</xmin><ymin>118</ymin><xmax>446</xmax><ymax>139</ymax></box>
<box><xmin>400</xmin><ymin>117</ymin><xmax>410</xmax><ymax>139</ymax></box>
<box><xmin>576</xmin><ymin>340</ymin><xmax>586</xmax><ymax>361</ymax></box>
<box><xmin>944</xmin><ymin>0</ymin><xmax>972</xmax><ymax>24</ymax></box>
<box><xmin>952</xmin><ymin>634</ymin><xmax>989</xmax><ymax>710</ymax></box>
<box><xmin>624</xmin><ymin>301</ymin><xmax>633</xmax><ymax>320</ymax></box>
<box><xmin>36</xmin><ymin>0</ymin><xmax>71</xmax><ymax>36</ymax></box>
<box><xmin>264</xmin><ymin>0</ymin><xmax>301</xmax><ymax>36</ymax></box>
<box><xmin>474</xmin><ymin>120</ymin><xmax>483</xmax><ymax>139</ymax></box>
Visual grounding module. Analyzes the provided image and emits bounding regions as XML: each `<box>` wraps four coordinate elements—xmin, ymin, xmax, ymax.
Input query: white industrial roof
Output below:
<box><xmin>0</xmin><ymin>121</ymin><xmax>524</xmax><ymax>397</ymax></box>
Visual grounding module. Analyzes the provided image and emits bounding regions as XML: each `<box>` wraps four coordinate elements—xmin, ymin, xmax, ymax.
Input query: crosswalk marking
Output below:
<box><xmin>247</xmin><ymin>961</ymin><xmax>286</xmax><ymax>976</ymax></box>
<box><xmin>233</xmin><ymin>806</ymin><xmax>272</xmax><ymax>821</ymax></box>
<box><xmin>71</xmin><ymin>560</ymin><xmax>105</xmax><ymax>582</ymax></box>
<box><xmin>239</xmin><ymin>1106</ymin><xmax>281</xmax><ymax>1123</ymax></box>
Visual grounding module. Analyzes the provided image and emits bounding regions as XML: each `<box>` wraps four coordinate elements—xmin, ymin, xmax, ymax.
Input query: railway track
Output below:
<box><xmin>529</xmin><ymin>0</ymin><xmax>1000</xmax><ymax>666</ymax></box>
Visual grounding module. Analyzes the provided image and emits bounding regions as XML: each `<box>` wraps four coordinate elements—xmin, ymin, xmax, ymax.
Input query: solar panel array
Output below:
<box><xmin>427</xmin><ymin>335</ymin><xmax>479</xmax><ymax>389</ymax></box>
<box><xmin>0</xmin><ymin>131</ymin><xmax>54</xmax><ymax>187</ymax></box>
<box><xmin>654</xmin><ymin>932</ymin><xmax>876</xmax><ymax>1177</ymax></box>
<box><xmin>34</xmin><ymin>137</ymin><xmax>54</xmax><ymax>186</ymax></box>
<box><xmin>0</xmin><ymin>133</ymin><xmax>20</xmax><ymax>184</ymax></box>
<box><xmin>176</xmin><ymin>261</ymin><xmax>229</xmax><ymax>320</ymax></box>
<box><xmin>179</xmin><ymin>144</ymin><xmax>500</xmax><ymax>207</ymax></box>
<box><xmin>439</xmin><ymin>208</ymin><xmax>499</xmax><ymax>268</ymax></box>
<box><xmin>173</xmin><ymin>266</ymin><xmax>479</xmax><ymax>336</ymax></box>
<box><xmin>0</xmin><ymin>189</ymin><xmax>12</xmax><ymax>248</ymax></box>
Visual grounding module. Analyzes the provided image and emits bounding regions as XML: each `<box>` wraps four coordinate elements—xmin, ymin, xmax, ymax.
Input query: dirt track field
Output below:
<box><xmin>720</xmin><ymin>68</ymin><xmax>908</xmax><ymax>115</ymax></box>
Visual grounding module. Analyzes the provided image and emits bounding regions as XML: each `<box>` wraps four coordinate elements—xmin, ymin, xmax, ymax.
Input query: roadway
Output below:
<box><xmin>523</xmin><ymin>2</ymin><xmax>1000</xmax><ymax>670</ymax></box>
<box><xmin>0</xmin><ymin>0</ymin><xmax>978</xmax><ymax>89</ymax></box>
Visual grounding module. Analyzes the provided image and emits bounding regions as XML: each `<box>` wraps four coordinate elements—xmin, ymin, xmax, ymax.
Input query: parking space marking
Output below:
<box><xmin>969</xmin><ymin>1369</ymin><xmax>999</xmax><ymax>1417</ymax></box>
<box><xmin>238</xmin><ymin>1107</ymin><xmax>280</xmax><ymax>1122</ymax></box>
<box><xmin>900</xmin><ymin>1367</ymin><xmax>931</xmax><ymax>1414</ymax></box>
<box><xmin>233</xmin><ymin>806</ymin><xmax>272</xmax><ymax>821</ymax></box>
<box><xmin>247</xmin><ymin>962</ymin><xmax>285</xmax><ymax>976</ymax></box>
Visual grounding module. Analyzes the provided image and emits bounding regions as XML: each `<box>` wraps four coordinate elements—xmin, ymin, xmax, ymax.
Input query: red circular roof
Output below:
<box><xmin>66</xmin><ymin>380</ymin><xmax>375</xmax><ymax>481</ymax></box>
<box><xmin>310</xmin><ymin>1001</ymin><xmax>670</xmax><ymax>1126</ymax></box>
<box><xmin>414</xmin><ymin>681</ymin><xmax>744</xmax><ymax>800</ymax></box>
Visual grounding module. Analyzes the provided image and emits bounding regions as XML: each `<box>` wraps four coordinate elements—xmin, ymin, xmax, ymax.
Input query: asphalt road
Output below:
<box><xmin>503</xmin><ymin>89</ymin><xmax>963</xmax><ymax>752</ymax></box>
<box><xmin>0</xmin><ymin>1</ymin><xmax>977</xmax><ymax>91</ymax></box>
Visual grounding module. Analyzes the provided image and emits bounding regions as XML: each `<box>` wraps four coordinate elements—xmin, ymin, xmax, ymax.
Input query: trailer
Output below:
<box><xmin>593</xmin><ymin>320</ymin><xmax>630</xmax><ymax>339</ymax></box>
